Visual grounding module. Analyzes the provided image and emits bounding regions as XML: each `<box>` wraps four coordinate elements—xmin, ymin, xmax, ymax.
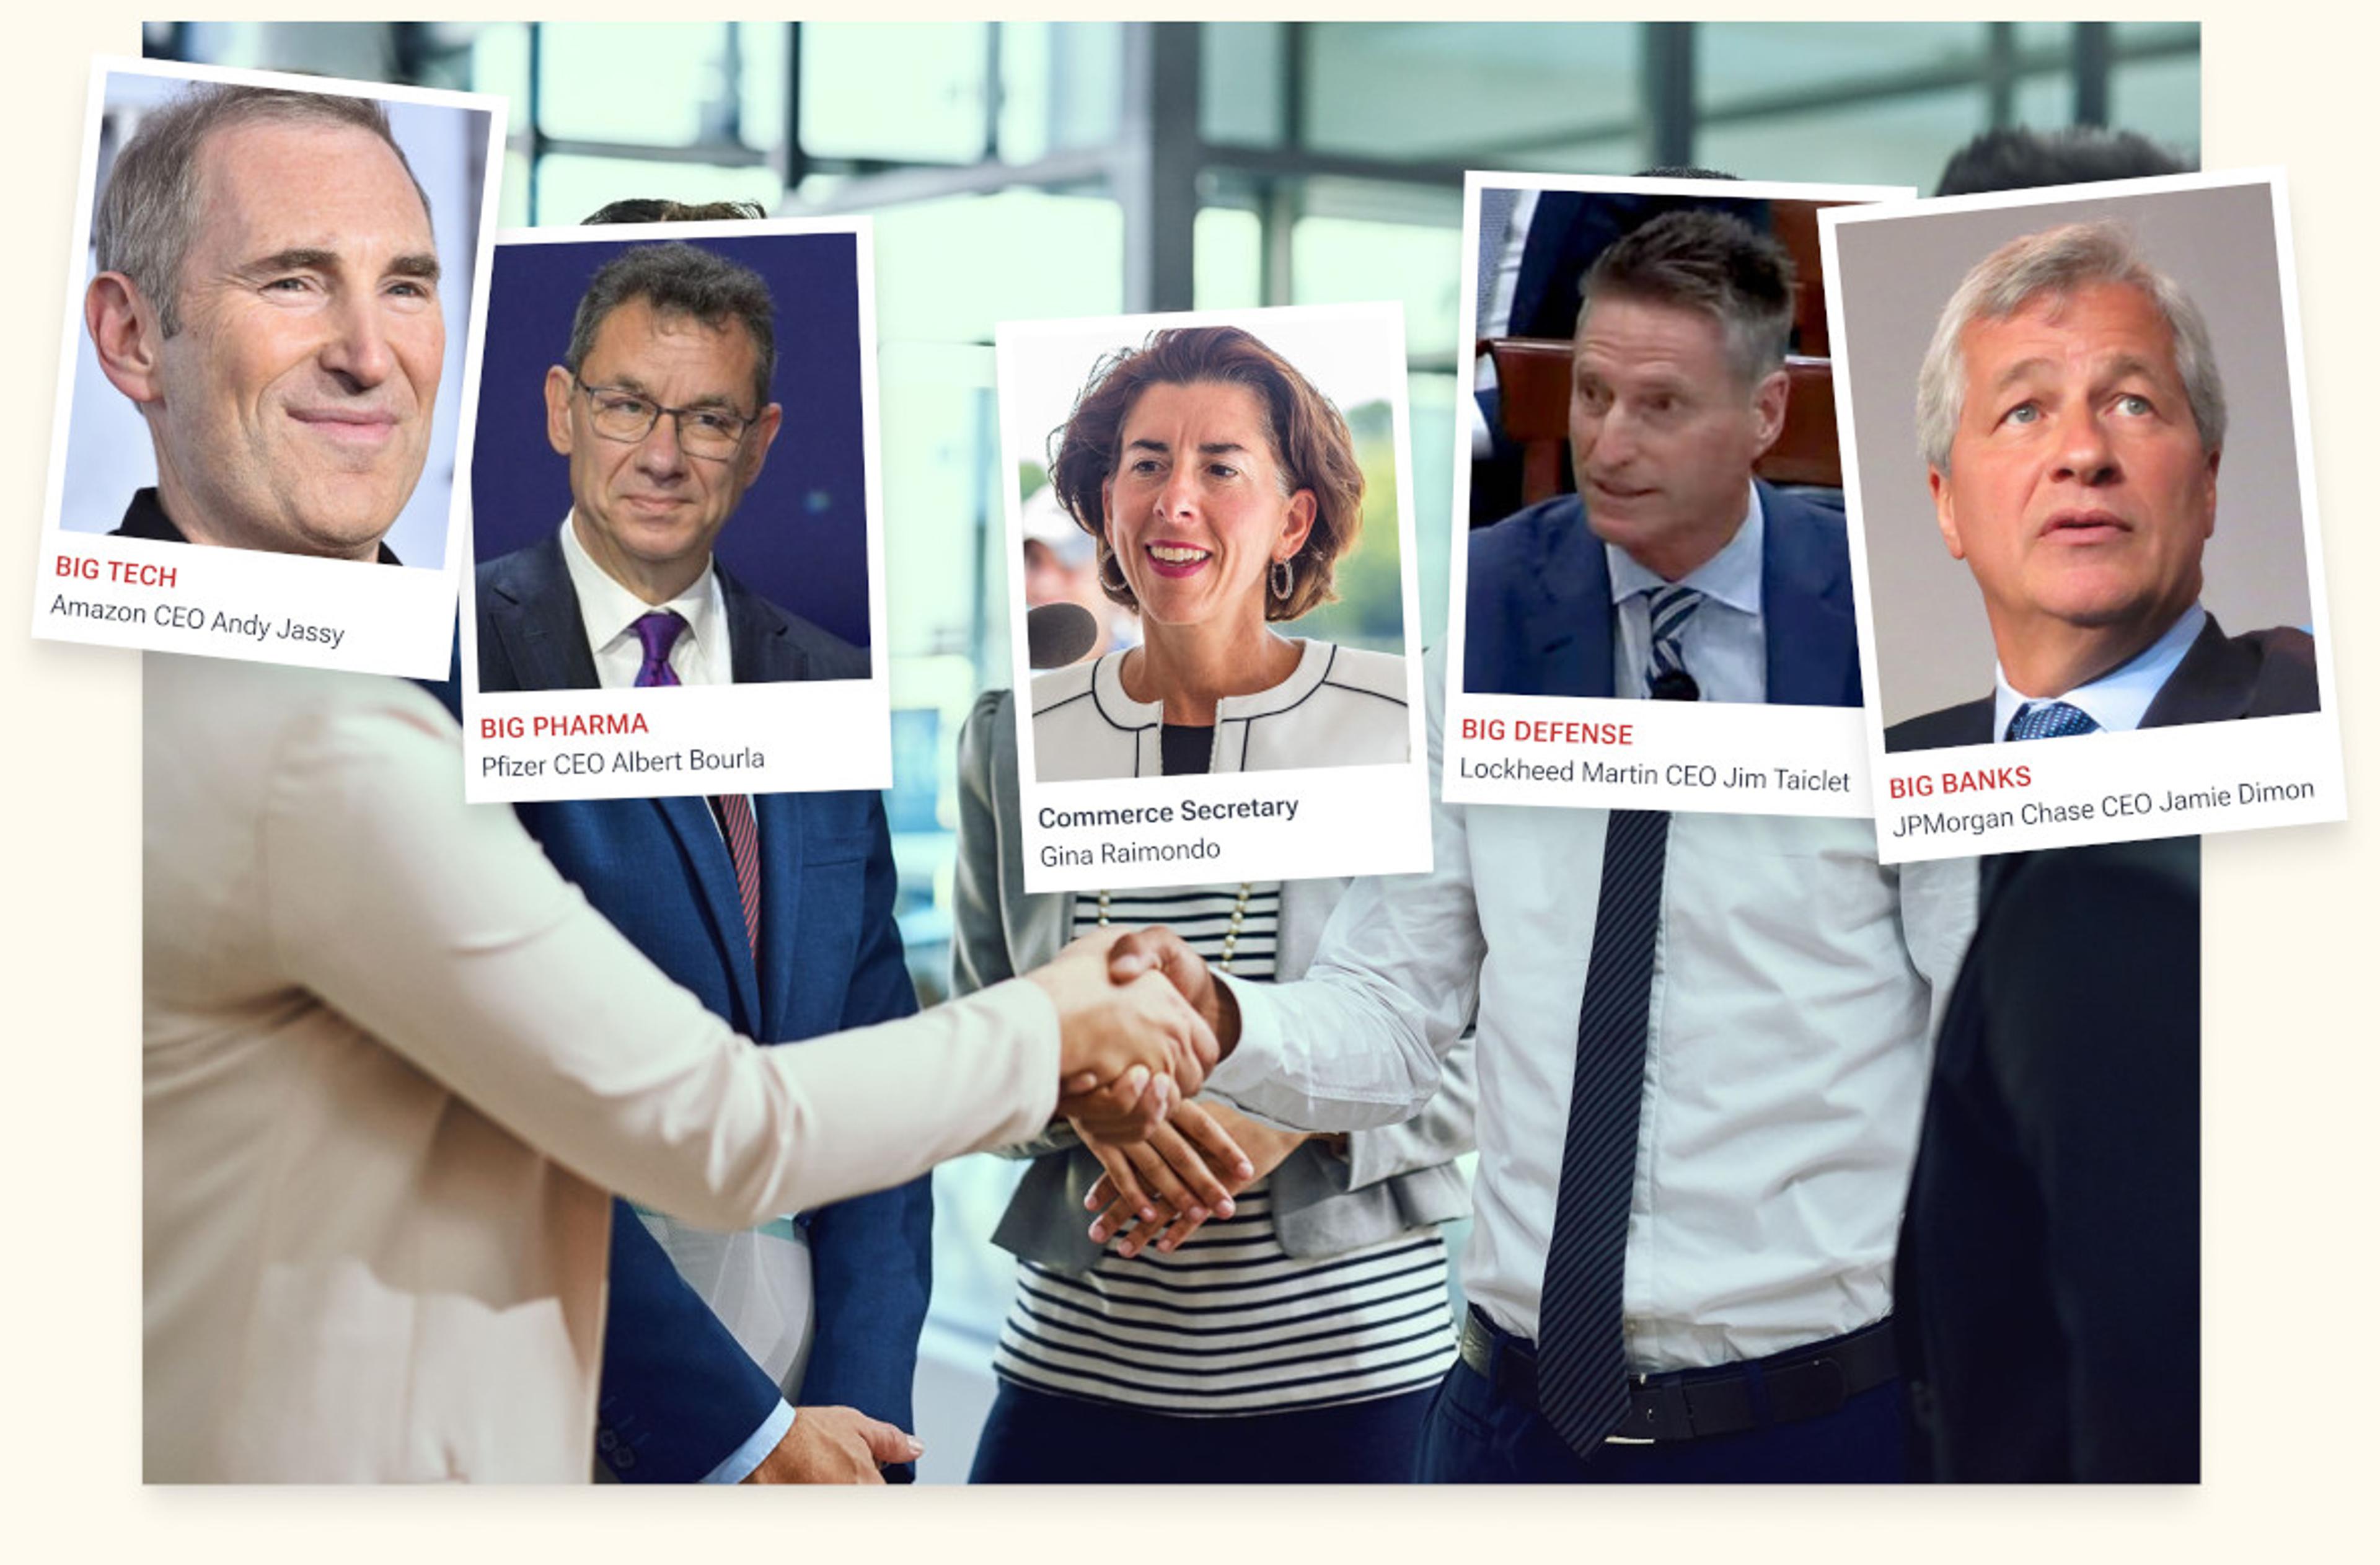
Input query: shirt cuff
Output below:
<box><xmin>702</xmin><ymin>1400</ymin><xmax>796</xmax><ymax>1484</ymax></box>
<box><xmin>1202</xmin><ymin>972</ymin><xmax>1283</xmax><ymax>1099</ymax></box>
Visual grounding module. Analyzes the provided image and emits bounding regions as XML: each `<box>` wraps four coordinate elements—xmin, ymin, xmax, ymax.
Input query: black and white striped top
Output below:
<box><xmin>990</xmin><ymin>884</ymin><xmax>1457</xmax><ymax>1416</ymax></box>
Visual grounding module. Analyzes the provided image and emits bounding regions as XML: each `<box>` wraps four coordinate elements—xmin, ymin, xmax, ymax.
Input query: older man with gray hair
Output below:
<box><xmin>1885</xmin><ymin>219</ymin><xmax>2316</xmax><ymax>751</ymax></box>
<box><xmin>84</xmin><ymin>83</ymin><xmax>444</xmax><ymax>563</ymax></box>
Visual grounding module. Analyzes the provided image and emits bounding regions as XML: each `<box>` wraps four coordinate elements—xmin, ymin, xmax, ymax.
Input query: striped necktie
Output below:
<box><xmin>1645</xmin><ymin>584</ymin><xmax>1704</xmax><ymax>689</ymax></box>
<box><xmin>1536</xmin><ymin>807</ymin><xmax>1670</xmax><ymax>1456</ymax></box>
<box><xmin>632</xmin><ymin>610</ymin><xmax>762</xmax><ymax>960</ymax></box>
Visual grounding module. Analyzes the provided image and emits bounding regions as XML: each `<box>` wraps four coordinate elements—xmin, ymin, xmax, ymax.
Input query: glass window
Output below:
<box><xmin>1289</xmin><ymin>183</ymin><xmax>1466</xmax><ymax>364</ymax></box>
<box><xmin>2112</xmin><ymin>57</ymin><xmax>2203</xmax><ymax>154</ymax></box>
<box><xmin>1201</xmin><ymin>22</ymin><xmax>1288</xmax><ymax>148</ymax></box>
<box><xmin>736</xmin><ymin>22</ymin><xmax>790</xmax><ymax>154</ymax></box>
<box><xmin>2012</xmin><ymin>71</ymin><xmax>2079</xmax><ymax>133</ymax></box>
<box><xmin>1305</xmin><ymin>22</ymin><xmax>1639</xmax><ymax>162</ymax></box>
<box><xmin>1194</xmin><ymin>205</ymin><xmax>1264</xmax><ymax>311</ymax></box>
<box><xmin>1698</xmin><ymin>88</ymin><xmax>1989</xmax><ymax>191</ymax></box>
<box><xmin>801</xmin><ymin>22</ymin><xmax>992</xmax><ymax>164</ymax></box>
<box><xmin>538</xmin><ymin>24</ymin><xmax>738</xmax><ymax>148</ymax></box>
<box><xmin>997</xmin><ymin>22</ymin><xmax>1125</xmax><ymax>164</ymax></box>
<box><xmin>1700</xmin><ymin>22</ymin><xmax>1986</xmax><ymax>113</ymax></box>
<box><xmin>871</xmin><ymin>188</ymin><xmax>1124</xmax><ymax>345</ymax></box>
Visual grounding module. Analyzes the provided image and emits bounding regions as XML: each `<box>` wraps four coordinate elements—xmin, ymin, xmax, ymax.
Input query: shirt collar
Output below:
<box><xmin>558</xmin><ymin>512</ymin><xmax>722</xmax><ymax>663</ymax></box>
<box><xmin>1605</xmin><ymin>482</ymin><xmax>1764</xmax><ymax>615</ymax></box>
<box><xmin>1993</xmin><ymin>602</ymin><xmax>2208</xmax><ymax>741</ymax></box>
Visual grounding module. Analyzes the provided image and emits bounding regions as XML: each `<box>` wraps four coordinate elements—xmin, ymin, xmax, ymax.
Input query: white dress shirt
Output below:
<box><xmin>1606</xmin><ymin>483</ymin><xmax>1766</xmax><ymax>703</ymax></box>
<box><xmin>560</xmin><ymin>513</ymin><xmax>733</xmax><ymax>689</ymax></box>
<box><xmin>1206</xmin><ymin>646</ymin><xmax>1978</xmax><ymax>1371</ymax></box>
<box><xmin>559</xmin><ymin>511</ymin><xmax>804</xmax><ymax>1479</ymax></box>
<box><xmin>1990</xmin><ymin>602</ymin><xmax>2207</xmax><ymax>742</ymax></box>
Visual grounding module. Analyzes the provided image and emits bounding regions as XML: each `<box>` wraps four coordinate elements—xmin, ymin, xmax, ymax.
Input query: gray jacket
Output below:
<box><xmin>952</xmin><ymin>690</ymin><xmax>1475</xmax><ymax>1273</ymax></box>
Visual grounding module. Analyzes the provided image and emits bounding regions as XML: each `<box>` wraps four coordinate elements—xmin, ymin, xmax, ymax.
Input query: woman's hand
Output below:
<box><xmin>1080</xmin><ymin>1100</ymin><xmax>1311</xmax><ymax>1256</ymax></box>
<box><xmin>1028</xmin><ymin>930</ymin><xmax>1218</xmax><ymax>1141</ymax></box>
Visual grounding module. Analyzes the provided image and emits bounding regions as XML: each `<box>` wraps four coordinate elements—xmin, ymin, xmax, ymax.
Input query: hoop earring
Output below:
<box><xmin>1270</xmin><ymin>558</ymin><xmax>1295</xmax><ymax>605</ymax></box>
<box><xmin>1097</xmin><ymin>544</ymin><xmax>1130</xmax><ymax>596</ymax></box>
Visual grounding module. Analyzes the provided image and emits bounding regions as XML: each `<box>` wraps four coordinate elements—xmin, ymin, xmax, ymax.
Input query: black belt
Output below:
<box><xmin>1457</xmin><ymin>1306</ymin><xmax>1897</xmax><ymax>1444</ymax></box>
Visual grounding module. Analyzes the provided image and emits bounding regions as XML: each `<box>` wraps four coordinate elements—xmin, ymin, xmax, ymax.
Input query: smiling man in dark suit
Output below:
<box><xmin>1885</xmin><ymin>220</ymin><xmax>2316</xmax><ymax>752</ymax></box>
<box><xmin>1465</xmin><ymin>209</ymin><xmax>1862</xmax><ymax>708</ymax></box>
<box><xmin>475</xmin><ymin>226</ymin><xmax>917</xmax><ymax>1485</ymax></box>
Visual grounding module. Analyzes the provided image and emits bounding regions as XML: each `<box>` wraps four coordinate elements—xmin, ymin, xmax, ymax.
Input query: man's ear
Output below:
<box><xmin>738</xmin><ymin>402</ymin><xmax>784</xmax><ymax>487</ymax></box>
<box><xmin>86</xmin><ymin>273</ymin><xmax>164</xmax><ymax>405</ymax></box>
<box><xmin>1748</xmin><ymin>367</ymin><xmax>1789</xmax><ymax>456</ymax></box>
<box><xmin>2200</xmin><ymin>447</ymin><xmax>2220</xmax><ymax>541</ymax></box>
<box><xmin>544</xmin><ymin>366</ymin><xmax>575</xmax><ymax>456</ymax></box>
<box><xmin>1929</xmin><ymin>466</ymin><xmax>1966</xmax><ymax>560</ymax></box>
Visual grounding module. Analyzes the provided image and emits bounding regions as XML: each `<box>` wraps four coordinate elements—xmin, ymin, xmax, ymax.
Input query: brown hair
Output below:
<box><xmin>1047</xmin><ymin>325</ymin><xmax>1366</xmax><ymax>622</ymax></box>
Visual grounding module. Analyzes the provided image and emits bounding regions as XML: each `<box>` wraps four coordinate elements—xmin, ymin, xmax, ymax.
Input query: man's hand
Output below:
<box><xmin>1082</xmin><ymin>1100</ymin><xmax>1309</xmax><ymax>1256</ymax></box>
<box><xmin>1108</xmin><ymin>927</ymin><xmax>1240</xmax><ymax>1056</ymax></box>
<box><xmin>1028</xmin><ymin>930</ymin><xmax>1219</xmax><ymax>1141</ymax></box>
<box><xmin>740</xmin><ymin>1406</ymin><xmax>922</xmax><ymax>1484</ymax></box>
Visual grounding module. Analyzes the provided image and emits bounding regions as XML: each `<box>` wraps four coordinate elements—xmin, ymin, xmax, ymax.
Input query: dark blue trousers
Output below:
<box><xmin>969</xmin><ymin>1380</ymin><xmax>1437</xmax><ymax>1484</ymax></box>
<box><xmin>1414</xmin><ymin>1358</ymin><xmax>1910</xmax><ymax>1483</ymax></box>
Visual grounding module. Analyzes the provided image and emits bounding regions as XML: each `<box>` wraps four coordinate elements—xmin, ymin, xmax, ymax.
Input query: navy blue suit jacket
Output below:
<box><xmin>469</xmin><ymin>537</ymin><xmax>922</xmax><ymax>1483</ymax></box>
<box><xmin>1462</xmin><ymin>482</ymin><xmax>1864</xmax><ymax>707</ymax></box>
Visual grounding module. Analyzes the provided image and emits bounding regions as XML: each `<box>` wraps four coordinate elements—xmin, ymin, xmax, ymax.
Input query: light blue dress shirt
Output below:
<box><xmin>1606</xmin><ymin>484</ymin><xmax>1766</xmax><ymax>702</ymax></box>
<box><xmin>1991</xmin><ymin>602</ymin><xmax>2207</xmax><ymax>742</ymax></box>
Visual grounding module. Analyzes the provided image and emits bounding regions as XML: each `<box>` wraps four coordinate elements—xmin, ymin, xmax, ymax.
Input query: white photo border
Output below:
<box><xmin>33</xmin><ymin>55</ymin><xmax>506</xmax><ymax>679</ymax></box>
<box><xmin>458</xmin><ymin>214</ymin><xmax>891</xmax><ymax>803</ymax></box>
<box><xmin>997</xmin><ymin>301</ymin><xmax>1432</xmax><ymax>894</ymax></box>
<box><xmin>1440</xmin><ymin>170</ymin><xmax>1913</xmax><ymax>818</ymax></box>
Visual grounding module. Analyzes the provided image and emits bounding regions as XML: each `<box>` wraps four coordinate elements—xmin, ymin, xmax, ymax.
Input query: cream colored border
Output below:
<box><xmin>2</xmin><ymin>6</ymin><xmax>2368</xmax><ymax>1559</ymax></box>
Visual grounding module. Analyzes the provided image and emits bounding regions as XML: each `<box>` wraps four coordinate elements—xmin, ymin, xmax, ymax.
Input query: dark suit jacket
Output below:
<box><xmin>476</xmin><ymin>534</ymin><xmax>867</xmax><ymax>692</ymax></box>
<box><xmin>1462</xmin><ymin>482</ymin><xmax>1863</xmax><ymax>707</ymax></box>
<box><xmin>1894</xmin><ymin>837</ymin><xmax>2200</xmax><ymax>1481</ymax></box>
<box><xmin>1884</xmin><ymin>614</ymin><xmax>2319</xmax><ymax>752</ymax></box>
<box><xmin>467</xmin><ymin>537</ymin><xmax>919</xmax><ymax>1483</ymax></box>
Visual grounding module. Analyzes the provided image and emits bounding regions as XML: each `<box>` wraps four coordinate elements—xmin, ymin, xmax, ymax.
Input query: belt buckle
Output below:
<box><xmin>1605</xmin><ymin>1372</ymin><xmax>1658</xmax><ymax>1445</ymax></box>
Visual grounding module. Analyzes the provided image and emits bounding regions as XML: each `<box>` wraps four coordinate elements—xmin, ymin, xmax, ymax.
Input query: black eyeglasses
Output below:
<box><xmin>572</xmin><ymin>377</ymin><xmax>757</xmax><ymax>461</ymax></box>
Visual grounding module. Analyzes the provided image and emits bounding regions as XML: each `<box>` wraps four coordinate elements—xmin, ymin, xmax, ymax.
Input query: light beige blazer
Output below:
<box><xmin>142</xmin><ymin>657</ymin><xmax>1059</xmax><ymax>1483</ymax></box>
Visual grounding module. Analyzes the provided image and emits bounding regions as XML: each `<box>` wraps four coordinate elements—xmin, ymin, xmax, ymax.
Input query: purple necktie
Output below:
<box><xmin>629</xmin><ymin>608</ymin><xmax>760</xmax><ymax>957</ymax></box>
<box><xmin>632</xmin><ymin>611</ymin><xmax>685</xmax><ymax>688</ymax></box>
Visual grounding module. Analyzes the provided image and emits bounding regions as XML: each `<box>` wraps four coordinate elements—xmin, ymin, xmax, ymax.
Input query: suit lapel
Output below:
<box><xmin>2141</xmin><ymin>615</ymin><xmax>2252</xmax><ymax>728</ymax></box>
<box><xmin>1523</xmin><ymin>503</ymin><xmax>1618</xmax><ymax>699</ymax></box>
<box><xmin>1758</xmin><ymin>488</ymin><xmax>1861</xmax><ymax>708</ymax></box>
<box><xmin>654</xmin><ymin>794</ymin><xmax>765</xmax><ymax>1034</ymax></box>
<box><xmin>489</xmin><ymin>537</ymin><xmax>603</xmax><ymax>692</ymax></box>
<box><xmin>752</xmin><ymin>792</ymin><xmax>806</xmax><ymax>1041</ymax></box>
<box><xmin>719</xmin><ymin>561</ymin><xmax>808</xmax><ymax>685</ymax></box>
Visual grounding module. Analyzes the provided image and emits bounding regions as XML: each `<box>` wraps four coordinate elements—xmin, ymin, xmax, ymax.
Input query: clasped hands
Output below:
<box><xmin>1029</xmin><ymin>927</ymin><xmax>1298</xmax><ymax>1256</ymax></box>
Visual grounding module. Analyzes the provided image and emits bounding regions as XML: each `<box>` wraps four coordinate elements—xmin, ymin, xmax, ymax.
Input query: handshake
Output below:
<box><xmin>1023</xmin><ymin>927</ymin><xmax>1238</xmax><ymax>1144</ymax></box>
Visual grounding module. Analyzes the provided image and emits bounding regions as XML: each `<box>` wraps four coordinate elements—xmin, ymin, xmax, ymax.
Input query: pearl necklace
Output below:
<box><xmin>1095</xmin><ymin>883</ymin><xmax>1254</xmax><ymax>973</ymax></box>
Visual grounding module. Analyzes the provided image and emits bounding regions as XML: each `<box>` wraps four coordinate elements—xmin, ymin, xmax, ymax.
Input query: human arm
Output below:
<box><xmin>259</xmin><ymin>694</ymin><xmax>1193</xmax><ymax>1230</ymax></box>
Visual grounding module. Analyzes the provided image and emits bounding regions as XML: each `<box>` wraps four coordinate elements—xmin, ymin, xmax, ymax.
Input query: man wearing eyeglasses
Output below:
<box><xmin>475</xmin><ymin>236</ymin><xmax>912</xmax><ymax>1486</ymax></box>
<box><xmin>476</xmin><ymin>239</ymin><xmax>867</xmax><ymax>692</ymax></box>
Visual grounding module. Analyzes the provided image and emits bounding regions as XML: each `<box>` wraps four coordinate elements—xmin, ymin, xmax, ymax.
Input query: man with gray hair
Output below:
<box><xmin>1465</xmin><ymin>207</ymin><xmax>1863</xmax><ymax>708</ymax></box>
<box><xmin>85</xmin><ymin>83</ymin><xmax>443</xmax><ymax>563</ymax></box>
<box><xmin>1885</xmin><ymin>219</ymin><xmax>2316</xmax><ymax>751</ymax></box>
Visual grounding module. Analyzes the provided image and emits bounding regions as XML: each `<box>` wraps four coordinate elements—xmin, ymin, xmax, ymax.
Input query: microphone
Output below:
<box><xmin>1026</xmin><ymin>602</ymin><xmax>1100</xmax><ymax>670</ymax></box>
<box><xmin>1648</xmin><ymin>669</ymin><xmax>1701</xmax><ymax>702</ymax></box>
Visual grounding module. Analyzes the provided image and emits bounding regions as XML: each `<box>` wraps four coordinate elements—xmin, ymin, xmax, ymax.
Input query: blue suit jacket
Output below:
<box><xmin>467</xmin><ymin>538</ymin><xmax>923</xmax><ymax>1483</ymax></box>
<box><xmin>1462</xmin><ymin>482</ymin><xmax>1864</xmax><ymax>708</ymax></box>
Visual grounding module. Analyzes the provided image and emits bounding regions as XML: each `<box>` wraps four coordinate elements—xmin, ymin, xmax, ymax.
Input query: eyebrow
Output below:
<box><xmin>1124</xmin><ymin>438</ymin><xmax>1251</xmax><ymax>457</ymax></box>
<box><xmin>234</xmin><ymin>247</ymin><xmax>444</xmax><ymax>286</ymax></box>
<box><xmin>589</xmin><ymin>376</ymin><xmax>747</xmax><ymax>413</ymax></box>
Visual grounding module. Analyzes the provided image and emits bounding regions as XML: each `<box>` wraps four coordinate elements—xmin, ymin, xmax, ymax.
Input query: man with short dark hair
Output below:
<box><xmin>85</xmin><ymin>83</ymin><xmax>441</xmax><ymax>563</ymax></box>
<box><xmin>473</xmin><ymin>221</ymin><xmax>917</xmax><ymax>1485</ymax></box>
<box><xmin>1464</xmin><ymin>209</ymin><xmax>1862</xmax><ymax>708</ymax></box>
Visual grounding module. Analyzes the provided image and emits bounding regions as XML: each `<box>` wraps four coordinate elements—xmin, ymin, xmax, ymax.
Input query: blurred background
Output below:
<box><xmin>149</xmin><ymin>19</ymin><xmax>2200</xmax><ymax>1480</ymax></box>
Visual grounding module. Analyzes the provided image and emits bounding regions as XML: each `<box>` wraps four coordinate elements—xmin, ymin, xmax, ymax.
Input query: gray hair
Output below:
<box><xmin>94</xmin><ymin>83</ymin><xmax>430</xmax><ymax>337</ymax></box>
<box><xmin>1916</xmin><ymin>219</ymin><xmax>2226</xmax><ymax>472</ymax></box>
<box><xmin>563</xmin><ymin>242</ymin><xmax>777</xmax><ymax>410</ymax></box>
<box><xmin>1580</xmin><ymin>208</ymin><xmax>1797</xmax><ymax>386</ymax></box>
